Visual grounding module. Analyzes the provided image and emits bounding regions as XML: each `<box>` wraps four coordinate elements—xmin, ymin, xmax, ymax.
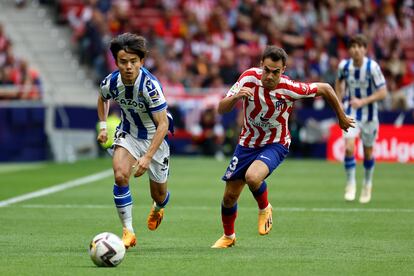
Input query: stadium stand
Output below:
<box><xmin>50</xmin><ymin>0</ymin><xmax>413</xmax><ymax>105</ymax></box>
<box><xmin>0</xmin><ymin>1</ymin><xmax>100</xmax><ymax>162</ymax></box>
<box><xmin>0</xmin><ymin>0</ymin><xmax>413</xmax><ymax>162</ymax></box>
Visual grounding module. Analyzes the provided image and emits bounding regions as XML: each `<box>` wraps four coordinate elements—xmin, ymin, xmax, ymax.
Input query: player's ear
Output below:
<box><xmin>281</xmin><ymin>66</ymin><xmax>286</xmax><ymax>74</ymax></box>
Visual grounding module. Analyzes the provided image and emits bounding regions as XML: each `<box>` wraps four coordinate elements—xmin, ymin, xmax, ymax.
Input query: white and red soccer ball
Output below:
<box><xmin>89</xmin><ymin>232</ymin><xmax>125</xmax><ymax>267</ymax></box>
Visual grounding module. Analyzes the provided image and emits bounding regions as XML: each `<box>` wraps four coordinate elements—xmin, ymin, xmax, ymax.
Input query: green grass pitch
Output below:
<box><xmin>0</xmin><ymin>157</ymin><xmax>413</xmax><ymax>275</ymax></box>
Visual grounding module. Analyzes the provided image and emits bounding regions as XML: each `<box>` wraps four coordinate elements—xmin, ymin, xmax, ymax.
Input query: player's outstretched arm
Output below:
<box><xmin>315</xmin><ymin>83</ymin><xmax>355</xmax><ymax>132</ymax></box>
<box><xmin>218</xmin><ymin>87</ymin><xmax>253</xmax><ymax>114</ymax></box>
<box><xmin>350</xmin><ymin>86</ymin><xmax>387</xmax><ymax>109</ymax></box>
<box><xmin>335</xmin><ymin>78</ymin><xmax>345</xmax><ymax>103</ymax></box>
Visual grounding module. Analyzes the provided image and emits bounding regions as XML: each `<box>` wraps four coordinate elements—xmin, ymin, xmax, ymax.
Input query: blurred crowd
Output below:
<box><xmin>0</xmin><ymin>22</ymin><xmax>42</xmax><ymax>101</ymax></box>
<box><xmin>53</xmin><ymin>0</ymin><xmax>414</xmax><ymax>111</ymax></box>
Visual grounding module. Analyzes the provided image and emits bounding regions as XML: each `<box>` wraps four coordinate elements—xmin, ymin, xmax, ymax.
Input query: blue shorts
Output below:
<box><xmin>222</xmin><ymin>143</ymin><xmax>289</xmax><ymax>181</ymax></box>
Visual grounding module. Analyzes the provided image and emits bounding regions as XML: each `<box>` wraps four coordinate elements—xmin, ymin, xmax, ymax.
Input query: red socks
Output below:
<box><xmin>251</xmin><ymin>181</ymin><xmax>268</xmax><ymax>209</ymax></box>
<box><xmin>221</xmin><ymin>203</ymin><xmax>237</xmax><ymax>236</ymax></box>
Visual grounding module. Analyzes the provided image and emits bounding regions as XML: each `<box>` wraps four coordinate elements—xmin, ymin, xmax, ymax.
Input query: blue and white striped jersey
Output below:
<box><xmin>337</xmin><ymin>57</ymin><xmax>386</xmax><ymax>122</ymax></box>
<box><xmin>99</xmin><ymin>67</ymin><xmax>171</xmax><ymax>140</ymax></box>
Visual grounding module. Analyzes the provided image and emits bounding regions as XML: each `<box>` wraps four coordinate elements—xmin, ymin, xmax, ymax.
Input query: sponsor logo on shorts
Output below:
<box><xmin>225</xmin><ymin>170</ymin><xmax>233</xmax><ymax>179</ymax></box>
<box><xmin>259</xmin><ymin>155</ymin><xmax>271</xmax><ymax>161</ymax></box>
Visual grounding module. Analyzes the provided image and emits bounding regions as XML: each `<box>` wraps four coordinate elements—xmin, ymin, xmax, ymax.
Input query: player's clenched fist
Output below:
<box><xmin>97</xmin><ymin>129</ymin><xmax>108</xmax><ymax>144</ymax></box>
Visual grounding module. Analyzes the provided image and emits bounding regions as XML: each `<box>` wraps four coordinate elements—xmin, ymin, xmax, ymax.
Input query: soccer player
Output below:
<box><xmin>335</xmin><ymin>34</ymin><xmax>387</xmax><ymax>204</ymax></box>
<box><xmin>211</xmin><ymin>46</ymin><xmax>355</xmax><ymax>248</ymax></box>
<box><xmin>97</xmin><ymin>33</ymin><xmax>172</xmax><ymax>249</ymax></box>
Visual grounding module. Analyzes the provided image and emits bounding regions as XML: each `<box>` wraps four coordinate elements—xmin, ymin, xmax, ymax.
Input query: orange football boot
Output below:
<box><xmin>147</xmin><ymin>207</ymin><xmax>164</xmax><ymax>231</ymax></box>
<box><xmin>211</xmin><ymin>235</ymin><xmax>236</xmax><ymax>248</ymax></box>
<box><xmin>122</xmin><ymin>228</ymin><xmax>136</xmax><ymax>249</ymax></box>
<box><xmin>258</xmin><ymin>204</ymin><xmax>273</xmax><ymax>235</ymax></box>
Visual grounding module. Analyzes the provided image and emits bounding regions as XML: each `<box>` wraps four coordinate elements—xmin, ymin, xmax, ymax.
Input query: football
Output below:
<box><xmin>88</xmin><ymin>232</ymin><xmax>126</xmax><ymax>267</ymax></box>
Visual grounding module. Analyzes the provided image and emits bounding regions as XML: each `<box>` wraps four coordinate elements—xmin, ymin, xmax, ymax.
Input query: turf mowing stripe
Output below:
<box><xmin>15</xmin><ymin>204</ymin><xmax>414</xmax><ymax>213</ymax></box>
<box><xmin>0</xmin><ymin>169</ymin><xmax>113</xmax><ymax>207</ymax></box>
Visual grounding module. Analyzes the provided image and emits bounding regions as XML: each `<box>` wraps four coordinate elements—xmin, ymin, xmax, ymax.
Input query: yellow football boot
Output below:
<box><xmin>211</xmin><ymin>235</ymin><xmax>236</xmax><ymax>248</ymax></box>
<box><xmin>258</xmin><ymin>204</ymin><xmax>273</xmax><ymax>235</ymax></box>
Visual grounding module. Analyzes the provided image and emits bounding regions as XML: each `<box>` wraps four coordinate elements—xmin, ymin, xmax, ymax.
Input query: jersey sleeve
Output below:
<box><xmin>143</xmin><ymin>77</ymin><xmax>167</xmax><ymax>113</ymax></box>
<box><xmin>280</xmin><ymin>77</ymin><xmax>318</xmax><ymax>99</ymax></box>
<box><xmin>337</xmin><ymin>59</ymin><xmax>347</xmax><ymax>80</ymax></box>
<box><xmin>225</xmin><ymin>68</ymin><xmax>259</xmax><ymax>98</ymax></box>
<box><xmin>99</xmin><ymin>74</ymin><xmax>112</xmax><ymax>100</ymax></box>
<box><xmin>371</xmin><ymin>61</ymin><xmax>386</xmax><ymax>89</ymax></box>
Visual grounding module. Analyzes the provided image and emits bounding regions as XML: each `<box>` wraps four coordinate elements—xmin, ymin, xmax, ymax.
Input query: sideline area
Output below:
<box><xmin>0</xmin><ymin>169</ymin><xmax>112</xmax><ymax>207</ymax></box>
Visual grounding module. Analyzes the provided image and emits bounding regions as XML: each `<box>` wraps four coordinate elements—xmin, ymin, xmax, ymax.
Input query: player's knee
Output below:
<box><xmin>245</xmin><ymin>172</ymin><xmax>262</xmax><ymax>187</ymax></box>
<box><xmin>114</xmin><ymin>170</ymin><xmax>129</xmax><ymax>185</ymax></box>
<box><xmin>223</xmin><ymin>192</ymin><xmax>239</xmax><ymax>207</ymax></box>
<box><xmin>364</xmin><ymin>152</ymin><xmax>373</xmax><ymax>160</ymax></box>
<box><xmin>345</xmin><ymin>147</ymin><xmax>354</xmax><ymax>156</ymax></box>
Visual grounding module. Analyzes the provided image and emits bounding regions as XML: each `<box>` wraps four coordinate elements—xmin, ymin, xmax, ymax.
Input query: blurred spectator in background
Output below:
<box><xmin>10</xmin><ymin>59</ymin><xmax>42</xmax><ymax>100</ymax></box>
<box><xmin>0</xmin><ymin>23</ymin><xmax>42</xmax><ymax>101</ymax></box>
<box><xmin>222</xmin><ymin>106</ymin><xmax>243</xmax><ymax>156</ymax></box>
<box><xmin>52</xmin><ymin>0</ymin><xmax>412</xmax><ymax>113</ymax></box>
<box><xmin>190</xmin><ymin>106</ymin><xmax>225</xmax><ymax>159</ymax></box>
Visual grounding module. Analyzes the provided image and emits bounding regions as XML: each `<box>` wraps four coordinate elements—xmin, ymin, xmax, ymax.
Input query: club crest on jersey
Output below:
<box><xmin>275</xmin><ymin>100</ymin><xmax>286</xmax><ymax>110</ymax></box>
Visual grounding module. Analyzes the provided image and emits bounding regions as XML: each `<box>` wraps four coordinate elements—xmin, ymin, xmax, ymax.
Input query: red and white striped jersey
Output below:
<box><xmin>225</xmin><ymin>68</ymin><xmax>318</xmax><ymax>148</ymax></box>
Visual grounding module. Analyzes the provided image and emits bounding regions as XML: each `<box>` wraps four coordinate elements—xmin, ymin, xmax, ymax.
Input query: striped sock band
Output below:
<box><xmin>155</xmin><ymin>191</ymin><xmax>170</xmax><ymax>210</ymax></box>
<box><xmin>344</xmin><ymin>156</ymin><xmax>356</xmax><ymax>170</ymax></box>
<box><xmin>344</xmin><ymin>156</ymin><xmax>356</xmax><ymax>185</ymax></box>
<box><xmin>113</xmin><ymin>184</ymin><xmax>132</xmax><ymax>208</ymax></box>
<box><xmin>363</xmin><ymin>159</ymin><xmax>375</xmax><ymax>186</ymax></box>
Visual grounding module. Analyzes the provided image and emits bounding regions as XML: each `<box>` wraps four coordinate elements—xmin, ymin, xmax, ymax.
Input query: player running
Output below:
<box><xmin>335</xmin><ymin>34</ymin><xmax>387</xmax><ymax>204</ymax></box>
<box><xmin>212</xmin><ymin>46</ymin><xmax>354</xmax><ymax>248</ymax></box>
<box><xmin>97</xmin><ymin>33</ymin><xmax>173</xmax><ymax>249</ymax></box>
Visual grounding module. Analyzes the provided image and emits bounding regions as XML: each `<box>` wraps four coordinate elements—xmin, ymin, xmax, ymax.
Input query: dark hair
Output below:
<box><xmin>261</xmin><ymin>46</ymin><xmax>288</xmax><ymax>66</ymax></box>
<box><xmin>110</xmin><ymin>33</ymin><xmax>148</xmax><ymax>60</ymax></box>
<box><xmin>348</xmin><ymin>34</ymin><xmax>368</xmax><ymax>48</ymax></box>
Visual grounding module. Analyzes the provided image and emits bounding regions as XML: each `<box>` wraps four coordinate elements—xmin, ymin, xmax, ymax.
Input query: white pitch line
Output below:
<box><xmin>0</xmin><ymin>163</ymin><xmax>46</xmax><ymax>174</ymax></box>
<box><xmin>0</xmin><ymin>169</ymin><xmax>113</xmax><ymax>208</ymax></box>
<box><xmin>15</xmin><ymin>204</ymin><xmax>414</xmax><ymax>213</ymax></box>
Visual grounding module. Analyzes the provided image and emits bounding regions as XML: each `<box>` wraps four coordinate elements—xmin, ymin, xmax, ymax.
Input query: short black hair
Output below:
<box><xmin>261</xmin><ymin>46</ymin><xmax>288</xmax><ymax>66</ymax></box>
<box><xmin>348</xmin><ymin>34</ymin><xmax>368</xmax><ymax>48</ymax></box>
<box><xmin>110</xmin><ymin>33</ymin><xmax>148</xmax><ymax>60</ymax></box>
